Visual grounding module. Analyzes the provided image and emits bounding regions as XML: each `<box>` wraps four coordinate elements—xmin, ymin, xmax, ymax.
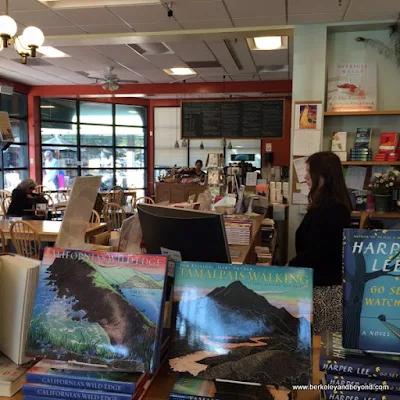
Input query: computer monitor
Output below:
<box><xmin>137</xmin><ymin>204</ymin><xmax>231</xmax><ymax>263</ymax></box>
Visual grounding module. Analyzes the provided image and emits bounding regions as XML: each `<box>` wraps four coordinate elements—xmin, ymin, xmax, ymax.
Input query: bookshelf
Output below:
<box><xmin>351</xmin><ymin>211</ymin><xmax>400</xmax><ymax>218</ymax></box>
<box><xmin>324</xmin><ymin>111</ymin><xmax>400</xmax><ymax>116</ymax></box>
<box><xmin>342</xmin><ymin>161</ymin><xmax>400</xmax><ymax>166</ymax></box>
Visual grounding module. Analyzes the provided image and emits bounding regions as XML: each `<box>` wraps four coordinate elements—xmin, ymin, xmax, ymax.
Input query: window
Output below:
<box><xmin>40</xmin><ymin>99</ymin><xmax>147</xmax><ymax>193</ymax></box>
<box><xmin>0</xmin><ymin>92</ymin><xmax>29</xmax><ymax>191</ymax></box>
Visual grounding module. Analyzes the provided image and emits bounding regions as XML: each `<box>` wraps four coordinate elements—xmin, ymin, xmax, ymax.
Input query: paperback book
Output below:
<box><xmin>169</xmin><ymin>262</ymin><xmax>313</xmax><ymax>389</ymax></box>
<box><xmin>343</xmin><ymin>229</ymin><xmax>400</xmax><ymax>354</ymax></box>
<box><xmin>0</xmin><ymin>353</ymin><xmax>29</xmax><ymax>397</ymax></box>
<box><xmin>323</xmin><ymin>389</ymin><xmax>400</xmax><ymax>400</ymax></box>
<box><xmin>26</xmin><ymin>360</ymin><xmax>145</xmax><ymax>393</ymax></box>
<box><xmin>320</xmin><ymin>332</ymin><xmax>400</xmax><ymax>381</ymax></box>
<box><xmin>25</xmin><ymin>248</ymin><xmax>168</xmax><ymax>372</ymax></box>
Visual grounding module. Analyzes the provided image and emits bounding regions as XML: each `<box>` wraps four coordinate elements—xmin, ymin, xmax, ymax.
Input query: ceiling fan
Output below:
<box><xmin>87</xmin><ymin>67</ymin><xmax>139</xmax><ymax>91</ymax></box>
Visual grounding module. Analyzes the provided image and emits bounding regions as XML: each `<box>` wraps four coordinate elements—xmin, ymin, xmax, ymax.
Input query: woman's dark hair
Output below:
<box><xmin>307</xmin><ymin>151</ymin><xmax>352</xmax><ymax>211</ymax></box>
<box><xmin>195</xmin><ymin>159</ymin><xmax>203</xmax><ymax>166</ymax></box>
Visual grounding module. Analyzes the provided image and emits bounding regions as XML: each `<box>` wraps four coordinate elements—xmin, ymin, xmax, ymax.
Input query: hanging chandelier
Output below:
<box><xmin>0</xmin><ymin>0</ymin><xmax>45</xmax><ymax>64</ymax></box>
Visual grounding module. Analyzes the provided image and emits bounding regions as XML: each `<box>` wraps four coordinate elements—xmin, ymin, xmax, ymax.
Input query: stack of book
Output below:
<box><xmin>349</xmin><ymin>128</ymin><xmax>373</xmax><ymax>161</ymax></box>
<box><xmin>0</xmin><ymin>353</ymin><xmax>29</xmax><ymax>397</ymax></box>
<box><xmin>223</xmin><ymin>215</ymin><xmax>253</xmax><ymax>245</ymax></box>
<box><xmin>319</xmin><ymin>332</ymin><xmax>400</xmax><ymax>400</ymax></box>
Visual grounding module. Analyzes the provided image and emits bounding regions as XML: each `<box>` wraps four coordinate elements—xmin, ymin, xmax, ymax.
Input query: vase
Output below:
<box><xmin>374</xmin><ymin>194</ymin><xmax>391</xmax><ymax>212</ymax></box>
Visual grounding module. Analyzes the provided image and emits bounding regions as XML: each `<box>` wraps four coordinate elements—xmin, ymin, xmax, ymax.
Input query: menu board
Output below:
<box><xmin>181</xmin><ymin>99</ymin><xmax>284</xmax><ymax>139</ymax></box>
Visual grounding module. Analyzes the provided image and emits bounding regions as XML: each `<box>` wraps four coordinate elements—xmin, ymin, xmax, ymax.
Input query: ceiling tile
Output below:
<box><xmin>224</xmin><ymin>0</ymin><xmax>285</xmax><ymax>18</ymax></box>
<box><xmin>260</xmin><ymin>71</ymin><xmax>289</xmax><ymax>80</ymax></box>
<box><xmin>173</xmin><ymin>1</ymin><xmax>228</xmax><ymax>20</ymax></box>
<box><xmin>56</xmin><ymin>7</ymin><xmax>126</xmax><ymax>25</ymax></box>
<box><xmin>202</xmin><ymin>75</ymin><xmax>232</xmax><ymax>82</ymax></box>
<box><xmin>46</xmin><ymin>57</ymin><xmax>94</xmax><ymax>72</ymax></box>
<box><xmin>206</xmin><ymin>40</ymin><xmax>240</xmax><ymax>74</ymax></box>
<box><xmin>344</xmin><ymin>9</ymin><xmax>399</xmax><ymax>22</ymax></box>
<box><xmin>58</xmin><ymin>46</ymin><xmax>119</xmax><ymax>68</ymax></box>
<box><xmin>182</xmin><ymin>76</ymin><xmax>205</xmax><ymax>82</ymax></box>
<box><xmin>233</xmin><ymin>15</ymin><xmax>286</xmax><ymax>27</ymax></box>
<box><xmin>180</xmin><ymin>19</ymin><xmax>233</xmax><ymax>29</ymax></box>
<box><xmin>225</xmin><ymin>38</ymin><xmax>256</xmax><ymax>73</ymax></box>
<box><xmin>80</xmin><ymin>24</ymin><xmax>133</xmax><ymax>34</ymax></box>
<box><xmin>0</xmin><ymin>65</ymin><xmax>47</xmax><ymax>85</ymax></box>
<box><xmin>8</xmin><ymin>0</ymin><xmax>47</xmax><ymax>11</ymax></box>
<box><xmin>10</xmin><ymin>10</ymin><xmax>73</xmax><ymax>27</ymax></box>
<box><xmin>133</xmin><ymin>69</ymin><xmax>175</xmax><ymax>83</ymax></box>
<box><xmin>165</xmin><ymin>42</ymin><xmax>216</xmax><ymax>62</ymax></box>
<box><xmin>109</xmin><ymin>4</ymin><xmax>169</xmax><ymax>23</ymax></box>
<box><xmin>129</xmin><ymin>21</ymin><xmax>182</xmax><ymax>31</ymax></box>
<box><xmin>347</xmin><ymin>0</ymin><xmax>400</xmax><ymax>11</ymax></box>
<box><xmin>144</xmin><ymin>54</ymin><xmax>187</xmax><ymax>69</ymax></box>
<box><xmin>31</xmin><ymin>66</ymin><xmax>94</xmax><ymax>84</ymax></box>
<box><xmin>288</xmin><ymin>13</ymin><xmax>344</xmax><ymax>24</ymax></box>
<box><xmin>193</xmin><ymin>66</ymin><xmax>226</xmax><ymax>76</ymax></box>
<box><xmin>251</xmin><ymin>49</ymin><xmax>288</xmax><ymax>66</ymax></box>
<box><xmin>41</xmin><ymin>26</ymin><xmax>87</xmax><ymax>35</ymax></box>
<box><xmin>288</xmin><ymin>0</ymin><xmax>349</xmax><ymax>15</ymax></box>
<box><xmin>93</xmin><ymin>45</ymin><xmax>155</xmax><ymax>69</ymax></box>
<box><xmin>229</xmin><ymin>74</ymin><xmax>260</xmax><ymax>81</ymax></box>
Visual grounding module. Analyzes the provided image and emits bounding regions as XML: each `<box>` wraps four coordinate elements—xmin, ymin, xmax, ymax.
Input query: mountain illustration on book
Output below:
<box><xmin>169</xmin><ymin>262</ymin><xmax>312</xmax><ymax>389</ymax></box>
<box><xmin>25</xmin><ymin>248</ymin><xmax>167</xmax><ymax>372</ymax></box>
<box><xmin>343</xmin><ymin>229</ymin><xmax>400</xmax><ymax>353</ymax></box>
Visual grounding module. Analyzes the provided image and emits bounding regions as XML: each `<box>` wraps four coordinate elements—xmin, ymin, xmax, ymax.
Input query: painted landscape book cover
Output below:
<box><xmin>320</xmin><ymin>332</ymin><xmax>400</xmax><ymax>381</ymax></box>
<box><xmin>343</xmin><ymin>229</ymin><xmax>400</xmax><ymax>354</ymax></box>
<box><xmin>169</xmin><ymin>262</ymin><xmax>313</xmax><ymax>389</ymax></box>
<box><xmin>27</xmin><ymin>360</ymin><xmax>145</xmax><ymax>393</ymax></box>
<box><xmin>25</xmin><ymin>248</ymin><xmax>168</xmax><ymax>372</ymax></box>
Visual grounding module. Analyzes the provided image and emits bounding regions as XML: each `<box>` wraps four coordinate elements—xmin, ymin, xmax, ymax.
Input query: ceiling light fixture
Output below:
<box><xmin>40</xmin><ymin>105</ymin><xmax>56</xmax><ymax>109</ymax></box>
<box><xmin>37</xmin><ymin>46</ymin><xmax>69</xmax><ymax>58</ymax></box>
<box><xmin>102</xmin><ymin>81</ymin><xmax>120</xmax><ymax>92</ymax></box>
<box><xmin>165</xmin><ymin>67</ymin><xmax>196</xmax><ymax>76</ymax></box>
<box><xmin>0</xmin><ymin>0</ymin><xmax>45</xmax><ymax>64</ymax></box>
<box><xmin>253</xmin><ymin>36</ymin><xmax>282</xmax><ymax>50</ymax></box>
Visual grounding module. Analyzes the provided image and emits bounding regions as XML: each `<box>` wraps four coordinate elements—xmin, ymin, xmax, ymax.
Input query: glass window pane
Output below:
<box><xmin>115</xmin><ymin>104</ymin><xmax>147</xmax><ymax>126</ymax></box>
<box><xmin>81</xmin><ymin>147</ymin><xmax>114</xmax><ymax>168</ymax></box>
<box><xmin>42</xmin><ymin>148</ymin><xmax>78</xmax><ymax>169</ymax></box>
<box><xmin>4</xmin><ymin>170</ymin><xmax>29</xmax><ymax>192</ymax></box>
<box><xmin>3</xmin><ymin>145</ymin><xmax>28</xmax><ymax>168</ymax></box>
<box><xmin>11</xmin><ymin>119</ymin><xmax>28</xmax><ymax>142</ymax></box>
<box><xmin>41</xmin><ymin>122</ymin><xmax>78</xmax><ymax>145</ymax></box>
<box><xmin>82</xmin><ymin>169</ymin><xmax>114</xmax><ymax>191</ymax></box>
<box><xmin>189</xmin><ymin>139</ymin><xmax>222</xmax><ymax>168</ymax></box>
<box><xmin>41</xmin><ymin>98</ymin><xmax>77</xmax><ymax>122</ymax></box>
<box><xmin>116</xmin><ymin>148</ymin><xmax>145</xmax><ymax>168</ymax></box>
<box><xmin>116</xmin><ymin>169</ymin><xmax>145</xmax><ymax>189</ymax></box>
<box><xmin>1</xmin><ymin>92</ymin><xmax>27</xmax><ymax>118</ymax></box>
<box><xmin>80</xmin><ymin>125</ymin><xmax>113</xmax><ymax>146</ymax></box>
<box><xmin>226</xmin><ymin>139</ymin><xmax>261</xmax><ymax>168</ymax></box>
<box><xmin>116</xmin><ymin>127</ymin><xmax>145</xmax><ymax>147</ymax></box>
<box><xmin>42</xmin><ymin>169</ymin><xmax>78</xmax><ymax>190</ymax></box>
<box><xmin>80</xmin><ymin>102</ymin><xmax>112</xmax><ymax>125</ymax></box>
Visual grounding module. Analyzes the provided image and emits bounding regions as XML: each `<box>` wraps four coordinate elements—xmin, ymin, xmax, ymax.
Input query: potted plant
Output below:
<box><xmin>370</xmin><ymin>168</ymin><xmax>400</xmax><ymax>212</ymax></box>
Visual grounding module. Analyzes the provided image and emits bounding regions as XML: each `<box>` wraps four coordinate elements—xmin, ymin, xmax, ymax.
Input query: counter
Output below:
<box><xmin>155</xmin><ymin>182</ymin><xmax>208</xmax><ymax>203</ymax></box>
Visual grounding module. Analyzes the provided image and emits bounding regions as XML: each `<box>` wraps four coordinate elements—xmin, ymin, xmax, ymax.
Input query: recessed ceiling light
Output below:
<box><xmin>40</xmin><ymin>105</ymin><xmax>56</xmax><ymax>108</ymax></box>
<box><xmin>165</xmin><ymin>67</ymin><xmax>196</xmax><ymax>76</ymax></box>
<box><xmin>114</xmin><ymin>94</ymin><xmax>147</xmax><ymax>98</ymax></box>
<box><xmin>253</xmin><ymin>37</ymin><xmax>282</xmax><ymax>50</ymax></box>
<box><xmin>37</xmin><ymin>46</ymin><xmax>69</xmax><ymax>58</ymax></box>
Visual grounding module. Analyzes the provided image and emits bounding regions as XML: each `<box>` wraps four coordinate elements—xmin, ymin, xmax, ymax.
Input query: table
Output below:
<box><xmin>0</xmin><ymin>220</ymin><xmax>107</xmax><ymax>243</ymax></box>
<box><xmin>1</xmin><ymin>336</ymin><xmax>322</xmax><ymax>400</ymax></box>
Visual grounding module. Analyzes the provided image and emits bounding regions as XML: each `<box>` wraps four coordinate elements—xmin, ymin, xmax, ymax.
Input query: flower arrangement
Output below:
<box><xmin>370</xmin><ymin>168</ymin><xmax>400</xmax><ymax>195</ymax></box>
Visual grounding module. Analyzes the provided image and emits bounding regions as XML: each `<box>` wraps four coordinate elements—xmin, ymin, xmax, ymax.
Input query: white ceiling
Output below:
<box><xmin>0</xmin><ymin>0</ymin><xmax>398</xmax><ymax>87</ymax></box>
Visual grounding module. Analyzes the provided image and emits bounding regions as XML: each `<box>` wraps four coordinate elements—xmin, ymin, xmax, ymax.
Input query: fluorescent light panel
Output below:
<box><xmin>37</xmin><ymin>46</ymin><xmax>69</xmax><ymax>58</ymax></box>
<box><xmin>164</xmin><ymin>67</ymin><xmax>196</xmax><ymax>76</ymax></box>
<box><xmin>39</xmin><ymin>0</ymin><xmax>160</xmax><ymax>8</ymax></box>
<box><xmin>40</xmin><ymin>105</ymin><xmax>56</xmax><ymax>108</ymax></box>
<box><xmin>247</xmin><ymin>36</ymin><xmax>288</xmax><ymax>51</ymax></box>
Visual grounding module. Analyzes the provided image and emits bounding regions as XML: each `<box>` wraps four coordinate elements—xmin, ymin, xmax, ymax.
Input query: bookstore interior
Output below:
<box><xmin>1</xmin><ymin>5</ymin><xmax>400</xmax><ymax>400</ymax></box>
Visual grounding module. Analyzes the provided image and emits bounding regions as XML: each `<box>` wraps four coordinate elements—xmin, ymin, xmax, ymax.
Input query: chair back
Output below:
<box><xmin>89</xmin><ymin>209</ymin><xmax>101</xmax><ymax>224</ymax></box>
<box><xmin>42</xmin><ymin>193</ymin><xmax>54</xmax><ymax>207</ymax></box>
<box><xmin>1</xmin><ymin>196</ymin><xmax>11</xmax><ymax>216</ymax></box>
<box><xmin>0</xmin><ymin>227</ymin><xmax>6</xmax><ymax>253</ymax></box>
<box><xmin>103</xmin><ymin>202</ymin><xmax>126</xmax><ymax>231</ymax></box>
<box><xmin>359</xmin><ymin>212</ymin><xmax>371</xmax><ymax>229</ymax></box>
<box><xmin>35</xmin><ymin>185</ymin><xmax>51</xmax><ymax>195</ymax></box>
<box><xmin>10</xmin><ymin>220</ymin><xmax>42</xmax><ymax>259</ymax></box>
<box><xmin>106</xmin><ymin>186</ymin><xmax>124</xmax><ymax>205</ymax></box>
<box><xmin>134</xmin><ymin>196</ymin><xmax>155</xmax><ymax>210</ymax></box>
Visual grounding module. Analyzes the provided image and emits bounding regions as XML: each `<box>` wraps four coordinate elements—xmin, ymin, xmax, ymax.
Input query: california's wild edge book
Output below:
<box><xmin>343</xmin><ymin>229</ymin><xmax>400</xmax><ymax>354</ymax></box>
<box><xmin>25</xmin><ymin>248</ymin><xmax>168</xmax><ymax>372</ymax></box>
<box><xmin>169</xmin><ymin>262</ymin><xmax>313</xmax><ymax>389</ymax></box>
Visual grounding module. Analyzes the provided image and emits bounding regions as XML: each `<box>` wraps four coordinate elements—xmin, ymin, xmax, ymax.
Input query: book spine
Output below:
<box><xmin>325</xmin><ymin>389</ymin><xmax>400</xmax><ymax>400</ymax></box>
<box><xmin>22</xmin><ymin>384</ymin><xmax>132</xmax><ymax>400</ymax></box>
<box><xmin>26</xmin><ymin>373</ymin><xmax>136</xmax><ymax>394</ymax></box>
<box><xmin>170</xmin><ymin>394</ymin><xmax>216</xmax><ymax>400</ymax></box>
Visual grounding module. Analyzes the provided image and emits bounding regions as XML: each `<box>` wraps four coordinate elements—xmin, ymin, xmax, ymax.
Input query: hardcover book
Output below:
<box><xmin>343</xmin><ymin>229</ymin><xmax>400</xmax><ymax>354</ymax></box>
<box><xmin>25</xmin><ymin>248</ymin><xmax>168</xmax><ymax>372</ymax></box>
<box><xmin>169</xmin><ymin>262</ymin><xmax>313</xmax><ymax>389</ymax></box>
<box><xmin>320</xmin><ymin>332</ymin><xmax>400</xmax><ymax>381</ymax></box>
<box><xmin>354</xmin><ymin>129</ymin><xmax>372</xmax><ymax>149</ymax></box>
<box><xmin>323</xmin><ymin>389</ymin><xmax>400</xmax><ymax>400</ymax></box>
<box><xmin>379</xmin><ymin>133</ymin><xmax>397</xmax><ymax>154</ymax></box>
<box><xmin>26</xmin><ymin>360</ymin><xmax>145</xmax><ymax>393</ymax></box>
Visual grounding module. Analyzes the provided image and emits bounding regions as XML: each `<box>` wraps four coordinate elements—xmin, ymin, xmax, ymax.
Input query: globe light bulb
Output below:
<box><xmin>14</xmin><ymin>35</ymin><xmax>30</xmax><ymax>64</ymax></box>
<box><xmin>22</xmin><ymin>26</ymin><xmax>45</xmax><ymax>56</ymax></box>
<box><xmin>0</xmin><ymin>15</ymin><xmax>18</xmax><ymax>37</ymax></box>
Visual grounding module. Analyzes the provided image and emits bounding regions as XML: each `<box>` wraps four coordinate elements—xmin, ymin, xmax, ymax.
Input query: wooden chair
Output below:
<box><xmin>103</xmin><ymin>202</ymin><xmax>126</xmax><ymax>231</ymax></box>
<box><xmin>359</xmin><ymin>212</ymin><xmax>371</xmax><ymax>229</ymax></box>
<box><xmin>10</xmin><ymin>220</ymin><xmax>42</xmax><ymax>259</ymax></box>
<box><xmin>134</xmin><ymin>196</ymin><xmax>155</xmax><ymax>210</ymax></box>
<box><xmin>89</xmin><ymin>209</ymin><xmax>101</xmax><ymax>224</ymax></box>
<box><xmin>35</xmin><ymin>185</ymin><xmax>52</xmax><ymax>195</ymax></box>
<box><xmin>42</xmin><ymin>193</ymin><xmax>54</xmax><ymax>207</ymax></box>
<box><xmin>0</xmin><ymin>227</ymin><xmax>8</xmax><ymax>253</ymax></box>
<box><xmin>1</xmin><ymin>196</ymin><xmax>11</xmax><ymax>217</ymax></box>
<box><xmin>106</xmin><ymin>186</ymin><xmax>124</xmax><ymax>205</ymax></box>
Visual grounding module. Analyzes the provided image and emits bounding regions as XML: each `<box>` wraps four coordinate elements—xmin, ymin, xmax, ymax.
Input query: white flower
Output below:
<box><xmin>385</xmin><ymin>184</ymin><xmax>389</xmax><ymax>187</ymax></box>
<box><xmin>390</xmin><ymin>182</ymin><xmax>394</xmax><ymax>186</ymax></box>
<box><xmin>375</xmin><ymin>173</ymin><xmax>382</xmax><ymax>178</ymax></box>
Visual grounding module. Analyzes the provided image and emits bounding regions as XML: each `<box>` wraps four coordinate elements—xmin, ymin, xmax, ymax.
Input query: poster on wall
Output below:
<box><xmin>327</xmin><ymin>63</ymin><xmax>377</xmax><ymax>112</ymax></box>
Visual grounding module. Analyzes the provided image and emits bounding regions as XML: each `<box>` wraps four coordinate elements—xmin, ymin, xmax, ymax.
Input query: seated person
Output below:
<box><xmin>194</xmin><ymin>159</ymin><xmax>205</xmax><ymax>177</ymax></box>
<box><xmin>7</xmin><ymin>179</ymin><xmax>48</xmax><ymax>218</ymax></box>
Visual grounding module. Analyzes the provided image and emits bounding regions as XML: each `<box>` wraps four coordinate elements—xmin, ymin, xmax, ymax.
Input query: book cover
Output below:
<box><xmin>379</xmin><ymin>133</ymin><xmax>397</xmax><ymax>154</ymax></box>
<box><xmin>327</xmin><ymin>64</ymin><xmax>377</xmax><ymax>112</ymax></box>
<box><xmin>25</xmin><ymin>248</ymin><xmax>168</xmax><ymax>372</ymax></box>
<box><xmin>324</xmin><ymin>373</ymin><xmax>400</xmax><ymax>394</ymax></box>
<box><xmin>324</xmin><ymin>389</ymin><xmax>399</xmax><ymax>400</ymax></box>
<box><xmin>320</xmin><ymin>332</ymin><xmax>400</xmax><ymax>381</ymax></box>
<box><xmin>332</xmin><ymin>132</ymin><xmax>347</xmax><ymax>152</ymax></box>
<box><xmin>343</xmin><ymin>229</ymin><xmax>400</xmax><ymax>354</ymax></box>
<box><xmin>354</xmin><ymin>129</ymin><xmax>372</xmax><ymax>149</ymax></box>
<box><xmin>26</xmin><ymin>360</ymin><xmax>145</xmax><ymax>393</ymax></box>
<box><xmin>22</xmin><ymin>382</ymin><xmax>132</xmax><ymax>400</ymax></box>
<box><xmin>169</xmin><ymin>262</ymin><xmax>312</xmax><ymax>389</ymax></box>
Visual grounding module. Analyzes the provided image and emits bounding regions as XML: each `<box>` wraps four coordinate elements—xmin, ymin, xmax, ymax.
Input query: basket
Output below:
<box><xmin>163</xmin><ymin>177</ymin><xmax>181</xmax><ymax>183</ymax></box>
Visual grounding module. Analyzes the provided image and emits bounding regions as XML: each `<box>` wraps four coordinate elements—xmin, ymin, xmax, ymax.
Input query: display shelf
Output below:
<box><xmin>351</xmin><ymin>211</ymin><xmax>400</xmax><ymax>218</ymax></box>
<box><xmin>342</xmin><ymin>161</ymin><xmax>400</xmax><ymax>166</ymax></box>
<box><xmin>324</xmin><ymin>111</ymin><xmax>400</xmax><ymax>116</ymax></box>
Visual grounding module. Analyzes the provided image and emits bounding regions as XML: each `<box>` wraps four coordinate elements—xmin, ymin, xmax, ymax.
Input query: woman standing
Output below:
<box><xmin>289</xmin><ymin>151</ymin><xmax>351</xmax><ymax>334</ymax></box>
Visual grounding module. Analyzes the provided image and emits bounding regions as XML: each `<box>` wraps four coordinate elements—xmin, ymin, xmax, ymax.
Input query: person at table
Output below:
<box><xmin>288</xmin><ymin>151</ymin><xmax>351</xmax><ymax>334</ymax></box>
<box><xmin>7</xmin><ymin>178</ymin><xmax>48</xmax><ymax>218</ymax></box>
<box><xmin>194</xmin><ymin>159</ymin><xmax>205</xmax><ymax>177</ymax></box>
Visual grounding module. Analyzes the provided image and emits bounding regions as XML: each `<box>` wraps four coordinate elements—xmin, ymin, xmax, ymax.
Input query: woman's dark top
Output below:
<box><xmin>7</xmin><ymin>189</ymin><xmax>47</xmax><ymax>217</ymax></box>
<box><xmin>288</xmin><ymin>199</ymin><xmax>351</xmax><ymax>287</ymax></box>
